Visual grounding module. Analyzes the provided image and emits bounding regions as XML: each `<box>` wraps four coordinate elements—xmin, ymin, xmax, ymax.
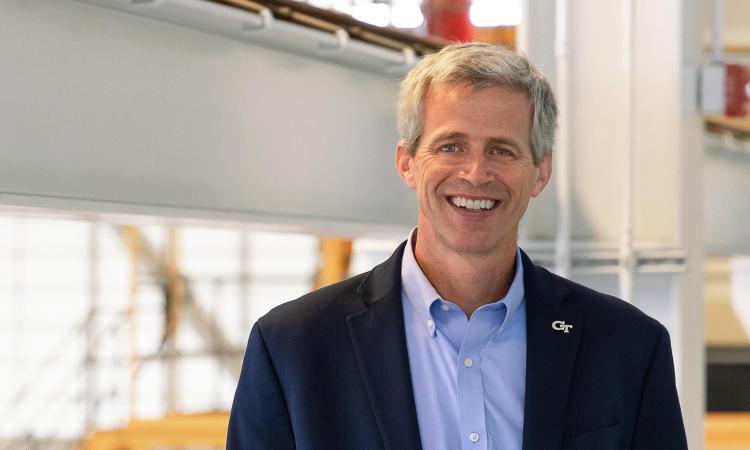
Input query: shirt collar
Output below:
<box><xmin>401</xmin><ymin>229</ymin><xmax>442</xmax><ymax>336</ymax></box>
<box><xmin>400</xmin><ymin>227</ymin><xmax>525</xmax><ymax>337</ymax></box>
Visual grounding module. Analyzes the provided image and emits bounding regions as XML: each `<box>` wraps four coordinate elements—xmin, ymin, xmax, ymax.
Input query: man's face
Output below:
<box><xmin>396</xmin><ymin>82</ymin><xmax>551</xmax><ymax>257</ymax></box>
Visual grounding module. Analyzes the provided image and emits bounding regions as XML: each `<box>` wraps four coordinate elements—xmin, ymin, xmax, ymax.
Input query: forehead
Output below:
<box><xmin>422</xmin><ymin>82</ymin><xmax>531</xmax><ymax>141</ymax></box>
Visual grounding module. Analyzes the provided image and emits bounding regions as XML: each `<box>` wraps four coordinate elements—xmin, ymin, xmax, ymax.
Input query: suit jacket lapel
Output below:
<box><xmin>521</xmin><ymin>250</ymin><xmax>583</xmax><ymax>450</ymax></box>
<box><xmin>346</xmin><ymin>242</ymin><xmax>423</xmax><ymax>450</ymax></box>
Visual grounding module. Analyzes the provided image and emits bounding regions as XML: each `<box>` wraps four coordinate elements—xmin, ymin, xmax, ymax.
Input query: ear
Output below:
<box><xmin>396</xmin><ymin>142</ymin><xmax>416</xmax><ymax>190</ymax></box>
<box><xmin>531</xmin><ymin>154</ymin><xmax>552</xmax><ymax>197</ymax></box>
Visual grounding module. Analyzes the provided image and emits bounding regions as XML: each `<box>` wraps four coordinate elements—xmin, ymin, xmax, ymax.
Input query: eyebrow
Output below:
<box><xmin>428</xmin><ymin>131</ymin><xmax>469</xmax><ymax>144</ymax></box>
<box><xmin>486</xmin><ymin>136</ymin><xmax>522</xmax><ymax>150</ymax></box>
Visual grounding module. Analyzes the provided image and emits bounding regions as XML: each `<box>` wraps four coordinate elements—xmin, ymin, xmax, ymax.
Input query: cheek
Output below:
<box><xmin>516</xmin><ymin>166</ymin><xmax>541</xmax><ymax>189</ymax></box>
<box><xmin>501</xmin><ymin>172</ymin><xmax>537</xmax><ymax>200</ymax></box>
<box><xmin>415</xmin><ymin>165</ymin><xmax>437</xmax><ymax>191</ymax></box>
<box><xmin>416</xmin><ymin>172</ymin><xmax>446</xmax><ymax>208</ymax></box>
<box><xmin>404</xmin><ymin>160</ymin><xmax>417</xmax><ymax>190</ymax></box>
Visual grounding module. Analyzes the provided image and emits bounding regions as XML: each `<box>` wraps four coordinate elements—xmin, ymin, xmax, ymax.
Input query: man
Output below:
<box><xmin>227</xmin><ymin>43</ymin><xmax>688</xmax><ymax>450</ymax></box>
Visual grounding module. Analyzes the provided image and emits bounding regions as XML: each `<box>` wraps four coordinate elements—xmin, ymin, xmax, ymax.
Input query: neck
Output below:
<box><xmin>413</xmin><ymin>233</ymin><xmax>517</xmax><ymax>318</ymax></box>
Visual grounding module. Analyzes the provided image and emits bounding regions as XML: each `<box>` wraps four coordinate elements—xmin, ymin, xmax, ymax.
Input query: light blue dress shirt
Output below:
<box><xmin>401</xmin><ymin>231</ymin><xmax>527</xmax><ymax>450</ymax></box>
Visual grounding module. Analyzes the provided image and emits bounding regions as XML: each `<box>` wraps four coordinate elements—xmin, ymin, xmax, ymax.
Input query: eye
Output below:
<box><xmin>439</xmin><ymin>143</ymin><xmax>460</xmax><ymax>153</ymax></box>
<box><xmin>489</xmin><ymin>146</ymin><xmax>514</xmax><ymax>156</ymax></box>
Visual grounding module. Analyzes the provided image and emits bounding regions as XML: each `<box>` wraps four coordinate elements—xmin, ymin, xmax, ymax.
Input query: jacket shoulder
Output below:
<box><xmin>547</xmin><ymin>268</ymin><xmax>664</xmax><ymax>336</ymax></box>
<box><xmin>254</xmin><ymin>271</ymin><xmax>369</xmax><ymax>339</ymax></box>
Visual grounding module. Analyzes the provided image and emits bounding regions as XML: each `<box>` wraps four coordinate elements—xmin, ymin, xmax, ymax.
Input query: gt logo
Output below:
<box><xmin>552</xmin><ymin>320</ymin><xmax>573</xmax><ymax>333</ymax></box>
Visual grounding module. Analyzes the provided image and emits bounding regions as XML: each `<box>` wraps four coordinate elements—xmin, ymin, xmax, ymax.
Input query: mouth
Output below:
<box><xmin>447</xmin><ymin>195</ymin><xmax>497</xmax><ymax>211</ymax></box>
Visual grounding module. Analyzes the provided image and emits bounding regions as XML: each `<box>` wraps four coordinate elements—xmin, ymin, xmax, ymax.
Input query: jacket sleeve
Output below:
<box><xmin>227</xmin><ymin>322</ymin><xmax>296</xmax><ymax>450</ymax></box>
<box><xmin>631</xmin><ymin>325</ymin><xmax>688</xmax><ymax>449</ymax></box>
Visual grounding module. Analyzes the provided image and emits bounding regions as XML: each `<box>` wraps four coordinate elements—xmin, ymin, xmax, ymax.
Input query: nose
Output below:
<box><xmin>458</xmin><ymin>151</ymin><xmax>492</xmax><ymax>186</ymax></box>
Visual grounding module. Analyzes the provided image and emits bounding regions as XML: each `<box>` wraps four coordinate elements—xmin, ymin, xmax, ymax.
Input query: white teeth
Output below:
<box><xmin>449</xmin><ymin>196</ymin><xmax>496</xmax><ymax>210</ymax></box>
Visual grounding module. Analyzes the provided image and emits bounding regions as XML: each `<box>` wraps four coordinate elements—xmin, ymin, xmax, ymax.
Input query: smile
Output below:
<box><xmin>449</xmin><ymin>196</ymin><xmax>496</xmax><ymax>211</ymax></box>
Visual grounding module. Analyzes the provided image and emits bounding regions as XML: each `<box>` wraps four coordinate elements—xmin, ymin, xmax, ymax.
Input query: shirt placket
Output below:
<box><xmin>456</xmin><ymin>311</ymin><xmax>492</xmax><ymax>450</ymax></box>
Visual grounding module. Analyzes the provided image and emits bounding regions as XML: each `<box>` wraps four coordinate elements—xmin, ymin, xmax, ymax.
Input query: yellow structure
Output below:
<box><xmin>79</xmin><ymin>411</ymin><xmax>750</xmax><ymax>449</ymax></box>
<box><xmin>80</xmin><ymin>413</ymin><xmax>229</xmax><ymax>450</ymax></box>
<box><xmin>706</xmin><ymin>413</ymin><xmax>750</xmax><ymax>450</ymax></box>
<box><xmin>314</xmin><ymin>238</ymin><xmax>353</xmax><ymax>289</ymax></box>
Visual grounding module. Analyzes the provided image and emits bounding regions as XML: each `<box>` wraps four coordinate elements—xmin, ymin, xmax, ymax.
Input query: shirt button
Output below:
<box><xmin>464</xmin><ymin>358</ymin><xmax>473</xmax><ymax>368</ymax></box>
<box><xmin>440</xmin><ymin>304</ymin><xmax>450</xmax><ymax>312</ymax></box>
<box><xmin>427</xmin><ymin>319</ymin><xmax>434</xmax><ymax>330</ymax></box>
<box><xmin>469</xmin><ymin>432</ymin><xmax>480</xmax><ymax>443</ymax></box>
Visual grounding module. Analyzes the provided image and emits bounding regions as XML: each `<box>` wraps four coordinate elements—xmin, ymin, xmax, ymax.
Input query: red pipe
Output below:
<box><xmin>423</xmin><ymin>0</ymin><xmax>474</xmax><ymax>42</ymax></box>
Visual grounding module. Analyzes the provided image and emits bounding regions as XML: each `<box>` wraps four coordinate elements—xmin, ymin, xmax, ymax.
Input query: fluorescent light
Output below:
<box><xmin>332</xmin><ymin>3</ymin><xmax>354</xmax><ymax>15</ymax></box>
<box><xmin>352</xmin><ymin>2</ymin><xmax>391</xmax><ymax>27</ymax></box>
<box><xmin>470</xmin><ymin>0</ymin><xmax>522</xmax><ymax>27</ymax></box>
<box><xmin>391</xmin><ymin>1</ymin><xmax>424</xmax><ymax>28</ymax></box>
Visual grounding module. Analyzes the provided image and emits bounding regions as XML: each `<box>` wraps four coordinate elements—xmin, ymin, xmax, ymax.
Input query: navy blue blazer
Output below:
<box><xmin>227</xmin><ymin>243</ymin><xmax>687</xmax><ymax>450</ymax></box>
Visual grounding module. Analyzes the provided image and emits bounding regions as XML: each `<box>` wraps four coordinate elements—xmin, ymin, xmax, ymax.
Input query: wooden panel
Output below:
<box><xmin>706</xmin><ymin>412</ymin><xmax>750</xmax><ymax>450</ymax></box>
<box><xmin>81</xmin><ymin>411</ymin><xmax>750</xmax><ymax>449</ymax></box>
<box><xmin>81</xmin><ymin>413</ymin><xmax>230</xmax><ymax>449</ymax></box>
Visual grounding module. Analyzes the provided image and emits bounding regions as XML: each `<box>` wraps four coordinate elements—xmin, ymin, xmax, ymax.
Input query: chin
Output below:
<box><xmin>444</xmin><ymin>235</ymin><xmax>502</xmax><ymax>256</ymax></box>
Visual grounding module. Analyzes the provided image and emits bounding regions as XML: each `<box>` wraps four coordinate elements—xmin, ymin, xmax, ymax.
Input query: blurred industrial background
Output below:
<box><xmin>0</xmin><ymin>0</ymin><xmax>749</xmax><ymax>449</ymax></box>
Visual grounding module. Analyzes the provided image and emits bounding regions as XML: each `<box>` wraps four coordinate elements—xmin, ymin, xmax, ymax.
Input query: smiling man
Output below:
<box><xmin>227</xmin><ymin>43</ymin><xmax>688</xmax><ymax>450</ymax></box>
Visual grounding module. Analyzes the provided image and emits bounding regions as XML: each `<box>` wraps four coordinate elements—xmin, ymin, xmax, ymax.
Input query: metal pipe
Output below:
<box><xmin>711</xmin><ymin>0</ymin><xmax>724</xmax><ymax>63</ymax></box>
<box><xmin>85</xmin><ymin>222</ymin><xmax>100</xmax><ymax>434</ymax></box>
<box><xmin>318</xmin><ymin>28</ymin><xmax>350</xmax><ymax>52</ymax></box>
<box><xmin>619</xmin><ymin>0</ymin><xmax>637</xmax><ymax>303</ymax></box>
<box><xmin>553</xmin><ymin>0</ymin><xmax>571</xmax><ymax>278</ymax></box>
<box><xmin>165</xmin><ymin>227</ymin><xmax>181</xmax><ymax>414</ymax></box>
<box><xmin>423</xmin><ymin>0</ymin><xmax>474</xmax><ymax>42</ymax></box>
<box><xmin>125</xmin><ymin>226</ymin><xmax>141</xmax><ymax>418</ymax></box>
<box><xmin>239</xmin><ymin>231</ymin><xmax>249</xmax><ymax>340</ymax></box>
<box><xmin>240</xmin><ymin>7</ymin><xmax>274</xmax><ymax>32</ymax></box>
<box><xmin>385</xmin><ymin>47</ymin><xmax>418</xmax><ymax>75</ymax></box>
<box><xmin>214</xmin><ymin>0</ymin><xmax>447</xmax><ymax>54</ymax></box>
<box><xmin>74</xmin><ymin>0</ymin><xmax>422</xmax><ymax>75</ymax></box>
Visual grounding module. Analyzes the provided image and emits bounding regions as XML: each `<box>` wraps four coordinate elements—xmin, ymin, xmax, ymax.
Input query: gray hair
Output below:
<box><xmin>397</xmin><ymin>42</ymin><xmax>557</xmax><ymax>165</ymax></box>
